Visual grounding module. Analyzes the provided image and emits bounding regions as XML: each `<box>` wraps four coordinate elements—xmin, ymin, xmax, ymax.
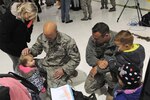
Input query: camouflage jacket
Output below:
<box><xmin>30</xmin><ymin>32</ymin><xmax>80</xmax><ymax>75</ymax></box>
<box><xmin>86</xmin><ymin>30</ymin><xmax>117</xmax><ymax>67</ymax></box>
<box><xmin>86</xmin><ymin>31</ymin><xmax>117</xmax><ymax>75</ymax></box>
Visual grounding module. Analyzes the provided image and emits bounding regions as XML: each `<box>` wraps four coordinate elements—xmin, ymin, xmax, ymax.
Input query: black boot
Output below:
<box><xmin>37</xmin><ymin>15</ymin><xmax>40</xmax><ymax>22</ymax></box>
<box><xmin>81</xmin><ymin>17</ymin><xmax>88</xmax><ymax>21</ymax></box>
<box><xmin>100</xmin><ymin>6</ymin><xmax>104</xmax><ymax>9</ymax></box>
<box><xmin>105</xmin><ymin>5</ymin><xmax>108</xmax><ymax>9</ymax></box>
<box><xmin>109</xmin><ymin>7</ymin><xmax>116</xmax><ymax>12</ymax></box>
<box><xmin>88</xmin><ymin>15</ymin><xmax>92</xmax><ymax>20</ymax></box>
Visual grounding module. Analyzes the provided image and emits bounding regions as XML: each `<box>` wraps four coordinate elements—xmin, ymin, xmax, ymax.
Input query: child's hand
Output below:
<box><xmin>97</xmin><ymin>59</ymin><xmax>108</xmax><ymax>69</ymax></box>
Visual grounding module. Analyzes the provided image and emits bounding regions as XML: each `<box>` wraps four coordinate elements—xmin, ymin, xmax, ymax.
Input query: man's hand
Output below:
<box><xmin>22</xmin><ymin>48</ymin><xmax>30</xmax><ymax>55</ymax></box>
<box><xmin>90</xmin><ymin>66</ymin><xmax>97</xmax><ymax>77</ymax></box>
<box><xmin>97</xmin><ymin>59</ymin><xmax>108</xmax><ymax>69</ymax></box>
<box><xmin>53</xmin><ymin>68</ymin><xmax>64</xmax><ymax>79</ymax></box>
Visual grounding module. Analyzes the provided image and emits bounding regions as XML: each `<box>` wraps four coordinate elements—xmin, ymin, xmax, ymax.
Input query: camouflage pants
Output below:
<box><xmin>84</xmin><ymin>71</ymin><xmax>115</xmax><ymax>94</ymax></box>
<box><xmin>110</xmin><ymin>0</ymin><xmax>116</xmax><ymax>7</ymax></box>
<box><xmin>35</xmin><ymin>59</ymin><xmax>69</xmax><ymax>87</ymax></box>
<box><xmin>35</xmin><ymin>59</ymin><xmax>71</xmax><ymax>100</ymax></box>
<box><xmin>101</xmin><ymin>0</ymin><xmax>108</xmax><ymax>7</ymax></box>
<box><xmin>45</xmin><ymin>67</ymin><xmax>69</xmax><ymax>88</ymax></box>
<box><xmin>80</xmin><ymin>0</ymin><xmax>92</xmax><ymax>17</ymax></box>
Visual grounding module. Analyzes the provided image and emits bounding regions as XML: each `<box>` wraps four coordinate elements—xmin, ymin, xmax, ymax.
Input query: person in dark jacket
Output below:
<box><xmin>109</xmin><ymin>30</ymin><xmax>145</xmax><ymax>81</ymax></box>
<box><xmin>114</xmin><ymin>63</ymin><xmax>142</xmax><ymax>100</ymax></box>
<box><xmin>0</xmin><ymin>2</ymin><xmax>38</xmax><ymax>72</ymax></box>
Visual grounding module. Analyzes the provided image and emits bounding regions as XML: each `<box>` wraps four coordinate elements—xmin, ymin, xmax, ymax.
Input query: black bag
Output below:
<box><xmin>72</xmin><ymin>89</ymin><xmax>97</xmax><ymax>100</ymax></box>
<box><xmin>139</xmin><ymin>12</ymin><xmax>150</xmax><ymax>27</ymax></box>
<box><xmin>0</xmin><ymin>86</ymin><xmax>10</xmax><ymax>100</ymax></box>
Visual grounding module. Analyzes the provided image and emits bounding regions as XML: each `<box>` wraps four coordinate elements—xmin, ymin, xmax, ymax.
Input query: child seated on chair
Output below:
<box><xmin>114</xmin><ymin>63</ymin><xmax>142</xmax><ymax>100</ymax></box>
<box><xmin>18</xmin><ymin>54</ymin><xmax>46</xmax><ymax>93</ymax></box>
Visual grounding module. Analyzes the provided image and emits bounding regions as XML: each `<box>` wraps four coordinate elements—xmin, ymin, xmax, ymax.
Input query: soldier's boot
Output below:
<box><xmin>105</xmin><ymin>4</ymin><xmax>108</xmax><ymax>9</ymax></box>
<box><xmin>88</xmin><ymin>14</ymin><xmax>92</xmax><ymax>20</ymax></box>
<box><xmin>100</xmin><ymin>5</ymin><xmax>104</xmax><ymax>9</ymax></box>
<box><xmin>109</xmin><ymin>6</ymin><xmax>116</xmax><ymax>12</ymax></box>
<box><xmin>81</xmin><ymin>16</ymin><xmax>88</xmax><ymax>21</ymax></box>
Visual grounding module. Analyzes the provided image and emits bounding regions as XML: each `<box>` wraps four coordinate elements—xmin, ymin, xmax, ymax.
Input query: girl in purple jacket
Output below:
<box><xmin>114</xmin><ymin>63</ymin><xmax>142</xmax><ymax>100</ymax></box>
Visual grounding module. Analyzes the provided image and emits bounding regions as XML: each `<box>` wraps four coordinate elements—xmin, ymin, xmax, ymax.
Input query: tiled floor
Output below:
<box><xmin>0</xmin><ymin>1</ymin><xmax>150</xmax><ymax>99</ymax></box>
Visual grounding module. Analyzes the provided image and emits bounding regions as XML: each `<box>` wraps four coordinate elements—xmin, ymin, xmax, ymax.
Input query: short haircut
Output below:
<box><xmin>115</xmin><ymin>30</ymin><xmax>134</xmax><ymax>45</ymax></box>
<box><xmin>92</xmin><ymin>22</ymin><xmax>110</xmax><ymax>36</ymax></box>
<box><xmin>19</xmin><ymin>54</ymin><xmax>33</xmax><ymax>66</ymax></box>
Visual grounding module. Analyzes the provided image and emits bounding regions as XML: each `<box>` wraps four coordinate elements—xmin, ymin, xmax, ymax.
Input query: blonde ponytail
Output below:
<box><xmin>16</xmin><ymin>2</ymin><xmax>38</xmax><ymax>20</ymax></box>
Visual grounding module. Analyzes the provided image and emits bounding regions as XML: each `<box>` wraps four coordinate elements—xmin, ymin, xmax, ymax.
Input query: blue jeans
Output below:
<box><xmin>61</xmin><ymin>0</ymin><xmax>71</xmax><ymax>22</ymax></box>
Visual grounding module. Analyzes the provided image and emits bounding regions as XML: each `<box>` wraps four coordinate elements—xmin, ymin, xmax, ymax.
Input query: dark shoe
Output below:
<box><xmin>37</xmin><ymin>18</ymin><xmax>40</xmax><ymax>22</ymax></box>
<box><xmin>81</xmin><ymin>17</ymin><xmax>88</xmax><ymax>21</ymax></box>
<box><xmin>100</xmin><ymin>6</ymin><xmax>104</xmax><ymax>9</ymax></box>
<box><xmin>105</xmin><ymin>6</ymin><xmax>108</xmax><ymax>9</ymax></box>
<box><xmin>70</xmin><ymin>70</ymin><xmax>78</xmax><ymax>78</ymax></box>
<box><xmin>88</xmin><ymin>17</ymin><xmax>92</xmax><ymax>20</ymax></box>
<box><xmin>62</xmin><ymin>20</ymin><xmax>65</xmax><ymax>23</ymax></box>
<box><xmin>66</xmin><ymin>20</ymin><xmax>73</xmax><ymax>23</ymax></box>
<box><xmin>109</xmin><ymin>7</ymin><xmax>116</xmax><ymax>12</ymax></box>
<box><xmin>38</xmin><ymin>9</ymin><xmax>42</xmax><ymax>13</ymax></box>
<box><xmin>37</xmin><ymin>16</ymin><xmax>40</xmax><ymax>22</ymax></box>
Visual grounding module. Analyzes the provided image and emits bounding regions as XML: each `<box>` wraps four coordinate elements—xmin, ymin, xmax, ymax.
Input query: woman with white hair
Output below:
<box><xmin>0</xmin><ymin>2</ymin><xmax>38</xmax><ymax>72</ymax></box>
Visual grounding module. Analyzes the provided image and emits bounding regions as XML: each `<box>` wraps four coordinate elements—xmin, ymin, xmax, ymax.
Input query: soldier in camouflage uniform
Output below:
<box><xmin>80</xmin><ymin>0</ymin><xmax>92</xmax><ymax>21</ymax></box>
<box><xmin>22</xmin><ymin>21</ymin><xmax>80</xmax><ymax>98</ymax></box>
<box><xmin>84</xmin><ymin>22</ymin><xmax>117</xmax><ymax>100</ymax></box>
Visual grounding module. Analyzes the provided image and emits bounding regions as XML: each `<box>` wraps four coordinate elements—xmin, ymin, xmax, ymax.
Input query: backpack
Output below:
<box><xmin>0</xmin><ymin>72</ymin><xmax>41</xmax><ymax>100</ymax></box>
<box><xmin>139</xmin><ymin>12</ymin><xmax>150</xmax><ymax>27</ymax></box>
